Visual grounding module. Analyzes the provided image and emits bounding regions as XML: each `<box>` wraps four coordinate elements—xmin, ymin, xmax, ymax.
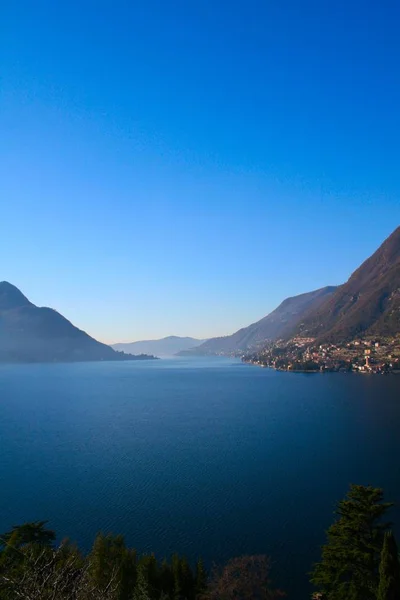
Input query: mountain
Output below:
<box><xmin>0</xmin><ymin>282</ymin><xmax>155</xmax><ymax>363</ymax></box>
<box><xmin>293</xmin><ymin>226</ymin><xmax>400</xmax><ymax>341</ymax></box>
<box><xmin>181</xmin><ymin>286</ymin><xmax>337</xmax><ymax>355</ymax></box>
<box><xmin>112</xmin><ymin>336</ymin><xmax>206</xmax><ymax>357</ymax></box>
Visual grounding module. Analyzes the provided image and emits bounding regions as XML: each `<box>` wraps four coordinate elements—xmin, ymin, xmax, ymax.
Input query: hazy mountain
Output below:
<box><xmin>0</xmin><ymin>282</ymin><xmax>155</xmax><ymax>363</ymax></box>
<box><xmin>181</xmin><ymin>286</ymin><xmax>337</xmax><ymax>355</ymax></box>
<box><xmin>293</xmin><ymin>226</ymin><xmax>400</xmax><ymax>341</ymax></box>
<box><xmin>112</xmin><ymin>336</ymin><xmax>206</xmax><ymax>357</ymax></box>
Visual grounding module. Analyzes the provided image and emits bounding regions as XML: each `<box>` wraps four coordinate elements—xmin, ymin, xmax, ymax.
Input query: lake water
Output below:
<box><xmin>1</xmin><ymin>357</ymin><xmax>399</xmax><ymax>598</ymax></box>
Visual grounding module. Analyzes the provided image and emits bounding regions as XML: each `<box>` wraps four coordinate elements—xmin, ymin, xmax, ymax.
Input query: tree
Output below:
<box><xmin>377</xmin><ymin>531</ymin><xmax>400</xmax><ymax>600</ymax></box>
<box><xmin>0</xmin><ymin>520</ymin><xmax>58</xmax><ymax>595</ymax></box>
<box><xmin>195</xmin><ymin>558</ymin><xmax>208</xmax><ymax>597</ymax></box>
<box><xmin>87</xmin><ymin>532</ymin><xmax>136</xmax><ymax>600</ymax></box>
<box><xmin>139</xmin><ymin>554</ymin><xmax>159</xmax><ymax>598</ymax></box>
<box><xmin>179</xmin><ymin>556</ymin><xmax>195</xmax><ymax>600</ymax></box>
<box><xmin>311</xmin><ymin>484</ymin><xmax>393</xmax><ymax>600</ymax></box>
<box><xmin>0</xmin><ymin>520</ymin><xmax>206</xmax><ymax>600</ymax></box>
<box><xmin>159</xmin><ymin>558</ymin><xmax>174</xmax><ymax>597</ymax></box>
<box><xmin>206</xmin><ymin>555</ymin><xmax>283</xmax><ymax>600</ymax></box>
<box><xmin>0</xmin><ymin>542</ymin><xmax>84</xmax><ymax>600</ymax></box>
<box><xmin>134</xmin><ymin>564</ymin><xmax>151</xmax><ymax>600</ymax></box>
<box><xmin>0</xmin><ymin>521</ymin><xmax>55</xmax><ymax>549</ymax></box>
<box><xmin>172</xmin><ymin>553</ymin><xmax>182</xmax><ymax>600</ymax></box>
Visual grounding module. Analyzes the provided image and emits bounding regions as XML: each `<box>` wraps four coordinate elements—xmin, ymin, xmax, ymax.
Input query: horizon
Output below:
<box><xmin>2</xmin><ymin>1</ymin><xmax>400</xmax><ymax>343</ymax></box>
<box><xmin>0</xmin><ymin>277</ymin><xmax>333</xmax><ymax>344</ymax></box>
<box><xmin>0</xmin><ymin>216</ymin><xmax>397</xmax><ymax>345</ymax></box>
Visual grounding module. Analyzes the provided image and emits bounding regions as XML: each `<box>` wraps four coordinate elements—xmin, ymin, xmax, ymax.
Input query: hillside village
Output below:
<box><xmin>243</xmin><ymin>336</ymin><xmax>400</xmax><ymax>374</ymax></box>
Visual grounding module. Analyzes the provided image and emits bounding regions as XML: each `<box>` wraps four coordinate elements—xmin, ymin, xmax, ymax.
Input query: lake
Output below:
<box><xmin>0</xmin><ymin>357</ymin><xmax>399</xmax><ymax>598</ymax></box>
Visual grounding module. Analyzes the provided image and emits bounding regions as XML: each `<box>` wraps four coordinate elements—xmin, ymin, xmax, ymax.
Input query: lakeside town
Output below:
<box><xmin>243</xmin><ymin>335</ymin><xmax>400</xmax><ymax>374</ymax></box>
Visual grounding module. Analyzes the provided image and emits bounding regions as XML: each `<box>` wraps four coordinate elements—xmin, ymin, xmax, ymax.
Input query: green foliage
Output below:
<box><xmin>134</xmin><ymin>564</ymin><xmax>151</xmax><ymax>600</ymax></box>
<box><xmin>0</xmin><ymin>521</ymin><xmax>55</xmax><ymax>549</ymax></box>
<box><xmin>311</xmin><ymin>484</ymin><xmax>393</xmax><ymax>600</ymax></box>
<box><xmin>139</xmin><ymin>554</ymin><xmax>160</xmax><ymax>598</ymax></box>
<box><xmin>0</xmin><ymin>541</ymin><xmax>83</xmax><ymax>600</ymax></box>
<box><xmin>195</xmin><ymin>558</ymin><xmax>207</xmax><ymax>597</ymax></box>
<box><xmin>171</xmin><ymin>554</ymin><xmax>182</xmax><ymax>600</ymax></box>
<box><xmin>0</xmin><ymin>520</ymin><xmax>58</xmax><ymax>598</ymax></box>
<box><xmin>87</xmin><ymin>533</ymin><xmax>137</xmax><ymax>600</ymax></box>
<box><xmin>377</xmin><ymin>531</ymin><xmax>400</xmax><ymax>600</ymax></box>
<box><xmin>179</xmin><ymin>557</ymin><xmax>194</xmax><ymax>599</ymax></box>
<box><xmin>291</xmin><ymin>360</ymin><xmax>320</xmax><ymax>371</ymax></box>
<box><xmin>0</xmin><ymin>521</ymin><xmax>207</xmax><ymax>600</ymax></box>
<box><xmin>160</xmin><ymin>558</ymin><xmax>175</xmax><ymax>597</ymax></box>
<box><xmin>3</xmin><ymin>484</ymin><xmax>400</xmax><ymax>600</ymax></box>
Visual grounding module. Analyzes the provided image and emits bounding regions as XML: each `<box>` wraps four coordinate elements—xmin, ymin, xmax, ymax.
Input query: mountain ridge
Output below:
<box><xmin>293</xmin><ymin>226</ymin><xmax>400</xmax><ymax>341</ymax></box>
<box><xmin>181</xmin><ymin>286</ymin><xmax>338</xmax><ymax>355</ymax></box>
<box><xmin>112</xmin><ymin>336</ymin><xmax>206</xmax><ymax>356</ymax></box>
<box><xmin>0</xmin><ymin>282</ymin><xmax>155</xmax><ymax>363</ymax></box>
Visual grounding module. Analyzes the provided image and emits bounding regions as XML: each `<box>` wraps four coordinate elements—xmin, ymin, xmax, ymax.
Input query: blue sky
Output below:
<box><xmin>1</xmin><ymin>0</ymin><xmax>399</xmax><ymax>343</ymax></box>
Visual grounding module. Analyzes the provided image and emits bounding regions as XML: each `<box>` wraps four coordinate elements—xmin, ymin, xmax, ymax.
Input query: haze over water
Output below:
<box><xmin>1</xmin><ymin>357</ymin><xmax>399</xmax><ymax>598</ymax></box>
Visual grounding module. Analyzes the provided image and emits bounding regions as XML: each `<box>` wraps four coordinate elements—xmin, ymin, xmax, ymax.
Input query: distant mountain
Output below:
<box><xmin>181</xmin><ymin>286</ymin><xmax>337</xmax><ymax>356</ymax></box>
<box><xmin>293</xmin><ymin>226</ymin><xmax>400</xmax><ymax>341</ymax></box>
<box><xmin>112</xmin><ymin>336</ymin><xmax>206</xmax><ymax>357</ymax></box>
<box><xmin>0</xmin><ymin>282</ymin><xmax>155</xmax><ymax>363</ymax></box>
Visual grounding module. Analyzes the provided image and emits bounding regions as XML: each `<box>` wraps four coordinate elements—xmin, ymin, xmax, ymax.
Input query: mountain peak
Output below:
<box><xmin>351</xmin><ymin>225</ymin><xmax>400</xmax><ymax>281</ymax></box>
<box><xmin>0</xmin><ymin>282</ymin><xmax>155</xmax><ymax>363</ymax></box>
<box><xmin>0</xmin><ymin>282</ymin><xmax>33</xmax><ymax>310</ymax></box>
<box><xmin>294</xmin><ymin>225</ymin><xmax>400</xmax><ymax>341</ymax></box>
<box><xmin>375</xmin><ymin>225</ymin><xmax>400</xmax><ymax>262</ymax></box>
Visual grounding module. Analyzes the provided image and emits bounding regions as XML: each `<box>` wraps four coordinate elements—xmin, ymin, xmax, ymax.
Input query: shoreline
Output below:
<box><xmin>242</xmin><ymin>360</ymin><xmax>400</xmax><ymax>375</ymax></box>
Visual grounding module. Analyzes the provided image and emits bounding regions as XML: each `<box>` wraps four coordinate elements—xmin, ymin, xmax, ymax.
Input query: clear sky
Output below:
<box><xmin>1</xmin><ymin>0</ymin><xmax>400</xmax><ymax>343</ymax></box>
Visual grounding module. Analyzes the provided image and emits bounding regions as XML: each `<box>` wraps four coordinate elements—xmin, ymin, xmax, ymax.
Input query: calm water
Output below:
<box><xmin>1</xmin><ymin>357</ymin><xmax>400</xmax><ymax>598</ymax></box>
